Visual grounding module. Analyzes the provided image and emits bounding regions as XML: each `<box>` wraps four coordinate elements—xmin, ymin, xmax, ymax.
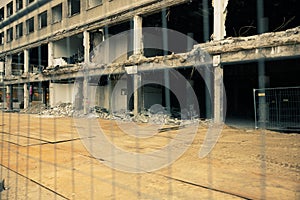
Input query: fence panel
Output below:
<box><xmin>254</xmin><ymin>86</ymin><xmax>300</xmax><ymax>131</ymax></box>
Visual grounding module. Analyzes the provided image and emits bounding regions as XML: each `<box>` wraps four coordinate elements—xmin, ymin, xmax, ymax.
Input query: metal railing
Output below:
<box><xmin>254</xmin><ymin>86</ymin><xmax>300</xmax><ymax>131</ymax></box>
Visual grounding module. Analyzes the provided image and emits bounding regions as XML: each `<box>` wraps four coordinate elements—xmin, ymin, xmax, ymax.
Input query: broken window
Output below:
<box><xmin>0</xmin><ymin>32</ymin><xmax>4</xmax><ymax>45</ymax></box>
<box><xmin>16</xmin><ymin>22</ymin><xmax>23</xmax><ymax>38</ymax></box>
<box><xmin>27</xmin><ymin>0</ymin><xmax>34</xmax><ymax>5</ymax></box>
<box><xmin>52</xmin><ymin>4</ymin><xmax>62</xmax><ymax>23</ymax></box>
<box><xmin>53</xmin><ymin>34</ymin><xmax>84</xmax><ymax>65</ymax></box>
<box><xmin>16</xmin><ymin>0</ymin><xmax>23</xmax><ymax>11</ymax></box>
<box><xmin>6</xmin><ymin>27</ymin><xmax>13</xmax><ymax>42</ymax></box>
<box><xmin>38</xmin><ymin>11</ymin><xmax>47</xmax><ymax>29</ymax></box>
<box><xmin>26</xmin><ymin>17</ymin><xmax>34</xmax><ymax>34</ymax></box>
<box><xmin>0</xmin><ymin>7</ymin><xmax>4</xmax><ymax>21</ymax></box>
<box><xmin>88</xmin><ymin>0</ymin><xmax>102</xmax><ymax>8</ymax></box>
<box><xmin>68</xmin><ymin>0</ymin><xmax>80</xmax><ymax>16</ymax></box>
<box><xmin>7</xmin><ymin>2</ymin><xmax>13</xmax><ymax>17</ymax></box>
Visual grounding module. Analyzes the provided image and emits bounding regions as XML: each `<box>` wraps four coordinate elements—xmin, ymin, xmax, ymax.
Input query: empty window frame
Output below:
<box><xmin>0</xmin><ymin>7</ymin><xmax>4</xmax><ymax>21</ymax></box>
<box><xmin>0</xmin><ymin>32</ymin><xmax>4</xmax><ymax>45</ymax></box>
<box><xmin>7</xmin><ymin>2</ymin><xmax>13</xmax><ymax>17</ymax></box>
<box><xmin>16</xmin><ymin>0</ymin><xmax>23</xmax><ymax>11</ymax></box>
<box><xmin>26</xmin><ymin>17</ymin><xmax>34</xmax><ymax>34</ymax></box>
<box><xmin>6</xmin><ymin>28</ymin><xmax>13</xmax><ymax>42</ymax></box>
<box><xmin>68</xmin><ymin>0</ymin><xmax>80</xmax><ymax>16</ymax></box>
<box><xmin>88</xmin><ymin>0</ymin><xmax>102</xmax><ymax>8</ymax></box>
<box><xmin>38</xmin><ymin>11</ymin><xmax>47</xmax><ymax>29</ymax></box>
<box><xmin>16</xmin><ymin>23</ymin><xmax>23</xmax><ymax>38</ymax></box>
<box><xmin>52</xmin><ymin>4</ymin><xmax>62</xmax><ymax>23</ymax></box>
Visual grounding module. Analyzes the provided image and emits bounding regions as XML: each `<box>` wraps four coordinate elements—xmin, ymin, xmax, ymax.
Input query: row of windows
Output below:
<box><xmin>0</xmin><ymin>13</ymin><xmax>44</xmax><ymax>44</ymax></box>
<box><xmin>0</xmin><ymin>0</ymin><xmax>106</xmax><ymax>45</ymax></box>
<box><xmin>0</xmin><ymin>0</ymin><xmax>105</xmax><ymax>45</ymax></box>
<box><xmin>1</xmin><ymin>0</ymin><xmax>103</xmax><ymax>22</ymax></box>
<box><xmin>0</xmin><ymin>0</ymin><xmax>35</xmax><ymax>21</ymax></box>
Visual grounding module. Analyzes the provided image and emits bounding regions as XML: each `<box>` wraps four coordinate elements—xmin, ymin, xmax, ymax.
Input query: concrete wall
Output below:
<box><xmin>49</xmin><ymin>83</ymin><xmax>74</xmax><ymax>107</ymax></box>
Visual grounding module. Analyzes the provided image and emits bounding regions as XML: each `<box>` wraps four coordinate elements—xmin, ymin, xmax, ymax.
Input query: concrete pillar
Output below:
<box><xmin>49</xmin><ymin>81</ymin><xmax>54</xmax><ymax>107</ymax></box>
<box><xmin>5</xmin><ymin>55</ymin><xmax>12</xmax><ymax>76</ymax></box>
<box><xmin>133</xmin><ymin>15</ymin><xmax>143</xmax><ymax>115</ymax></box>
<box><xmin>48</xmin><ymin>42</ymin><xmax>54</xmax><ymax>67</ymax></box>
<box><xmin>83</xmin><ymin>31</ymin><xmax>90</xmax><ymax>63</ymax></box>
<box><xmin>133</xmin><ymin>74</ymin><xmax>142</xmax><ymax>116</ymax></box>
<box><xmin>0</xmin><ymin>61</ymin><xmax>4</xmax><ymax>82</ymax></box>
<box><xmin>23</xmin><ymin>83</ymin><xmax>29</xmax><ymax>109</ymax></box>
<box><xmin>83</xmin><ymin>77</ymin><xmax>89</xmax><ymax>114</ymax></box>
<box><xmin>24</xmin><ymin>49</ymin><xmax>29</xmax><ymax>74</ymax></box>
<box><xmin>6</xmin><ymin>85</ymin><xmax>13</xmax><ymax>110</ymax></box>
<box><xmin>212</xmin><ymin>0</ymin><xmax>227</xmax><ymax>123</ymax></box>
<box><xmin>133</xmin><ymin>15</ymin><xmax>143</xmax><ymax>55</ymax></box>
<box><xmin>213</xmin><ymin>56</ymin><xmax>224</xmax><ymax>123</ymax></box>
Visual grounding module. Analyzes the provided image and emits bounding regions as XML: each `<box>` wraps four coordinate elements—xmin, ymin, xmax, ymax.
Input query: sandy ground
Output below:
<box><xmin>0</xmin><ymin>112</ymin><xmax>299</xmax><ymax>199</ymax></box>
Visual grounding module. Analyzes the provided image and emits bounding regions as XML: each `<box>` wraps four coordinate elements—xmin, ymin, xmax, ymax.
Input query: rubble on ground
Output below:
<box><xmin>20</xmin><ymin>103</ymin><xmax>206</xmax><ymax>125</ymax></box>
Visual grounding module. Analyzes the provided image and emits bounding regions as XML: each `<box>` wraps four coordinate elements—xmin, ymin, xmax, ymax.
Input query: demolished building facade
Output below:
<box><xmin>0</xmin><ymin>0</ymin><xmax>299</xmax><ymax>123</ymax></box>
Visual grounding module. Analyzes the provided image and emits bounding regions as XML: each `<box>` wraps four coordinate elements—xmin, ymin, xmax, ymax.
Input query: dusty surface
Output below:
<box><xmin>0</xmin><ymin>112</ymin><xmax>299</xmax><ymax>199</ymax></box>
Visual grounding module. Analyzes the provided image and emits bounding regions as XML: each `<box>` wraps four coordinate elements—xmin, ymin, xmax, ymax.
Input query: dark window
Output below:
<box><xmin>26</xmin><ymin>17</ymin><xmax>34</xmax><ymax>34</ymax></box>
<box><xmin>27</xmin><ymin>0</ymin><xmax>34</xmax><ymax>5</ymax></box>
<box><xmin>7</xmin><ymin>2</ymin><xmax>13</xmax><ymax>17</ymax></box>
<box><xmin>38</xmin><ymin>11</ymin><xmax>47</xmax><ymax>29</ymax></box>
<box><xmin>0</xmin><ymin>32</ymin><xmax>4</xmax><ymax>45</ymax></box>
<box><xmin>88</xmin><ymin>0</ymin><xmax>102</xmax><ymax>8</ymax></box>
<box><xmin>16</xmin><ymin>23</ymin><xmax>23</xmax><ymax>38</ymax></box>
<box><xmin>16</xmin><ymin>0</ymin><xmax>23</xmax><ymax>11</ymax></box>
<box><xmin>6</xmin><ymin>28</ymin><xmax>13</xmax><ymax>42</ymax></box>
<box><xmin>68</xmin><ymin>0</ymin><xmax>80</xmax><ymax>16</ymax></box>
<box><xmin>0</xmin><ymin>7</ymin><xmax>4</xmax><ymax>21</ymax></box>
<box><xmin>52</xmin><ymin>4</ymin><xmax>62</xmax><ymax>23</ymax></box>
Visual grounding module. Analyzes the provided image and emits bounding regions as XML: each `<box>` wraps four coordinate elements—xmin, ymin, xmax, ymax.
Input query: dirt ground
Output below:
<box><xmin>0</xmin><ymin>112</ymin><xmax>299</xmax><ymax>199</ymax></box>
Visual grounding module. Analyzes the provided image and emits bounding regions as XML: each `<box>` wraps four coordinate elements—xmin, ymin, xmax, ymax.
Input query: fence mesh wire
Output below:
<box><xmin>254</xmin><ymin>86</ymin><xmax>300</xmax><ymax>131</ymax></box>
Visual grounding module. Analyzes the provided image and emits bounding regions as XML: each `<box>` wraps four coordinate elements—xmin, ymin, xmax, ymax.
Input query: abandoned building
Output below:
<box><xmin>0</xmin><ymin>0</ymin><xmax>299</xmax><ymax>127</ymax></box>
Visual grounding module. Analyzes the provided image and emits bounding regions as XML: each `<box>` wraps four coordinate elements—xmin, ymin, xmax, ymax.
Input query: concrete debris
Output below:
<box><xmin>21</xmin><ymin>103</ymin><xmax>205</xmax><ymax>126</ymax></box>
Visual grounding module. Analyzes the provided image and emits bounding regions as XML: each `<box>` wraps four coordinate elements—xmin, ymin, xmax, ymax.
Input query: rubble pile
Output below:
<box><xmin>21</xmin><ymin>103</ymin><xmax>203</xmax><ymax>126</ymax></box>
<box><xmin>21</xmin><ymin>103</ymin><xmax>46</xmax><ymax>114</ymax></box>
<box><xmin>39</xmin><ymin>103</ymin><xmax>74</xmax><ymax>117</ymax></box>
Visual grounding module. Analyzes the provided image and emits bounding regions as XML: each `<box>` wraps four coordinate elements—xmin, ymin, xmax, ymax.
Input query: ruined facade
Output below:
<box><xmin>0</xmin><ymin>0</ymin><xmax>299</xmax><ymax>123</ymax></box>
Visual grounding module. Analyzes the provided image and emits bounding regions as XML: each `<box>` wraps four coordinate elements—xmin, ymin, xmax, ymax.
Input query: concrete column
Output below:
<box><xmin>213</xmin><ymin>56</ymin><xmax>224</xmax><ymax>123</ymax></box>
<box><xmin>6</xmin><ymin>85</ymin><xmax>13</xmax><ymax>110</ymax></box>
<box><xmin>23</xmin><ymin>83</ymin><xmax>29</xmax><ymax>109</ymax></box>
<box><xmin>48</xmin><ymin>42</ymin><xmax>54</xmax><ymax>67</ymax></box>
<box><xmin>5</xmin><ymin>55</ymin><xmax>12</xmax><ymax>76</ymax></box>
<box><xmin>212</xmin><ymin>0</ymin><xmax>227</xmax><ymax>123</ymax></box>
<box><xmin>133</xmin><ymin>74</ymin><xmax>142</xmax><ymax>116</ymax></box>
<box><xmin>83</xmin><ymin>31</ymin><xmax>90</xmax><ymax>63</ymax></box>
<box><xmin>83</xmin><ymin>77</ymin><xmax>89</xmax><ymax>114</ymax></box>
<box><xmin>133</xmin><ymin>15</ymin><xmax>143</xmax><ymax>55</ymax></box>
<box><xmin>49</xmin><ymin>81</ymin><xmax>54</xmax><ymax>107</ymax></box>
<box><xmin>213</xmin><ymin>0</ymin><xmax>227</xmax><ymax>40</ymax></box>
<box><xmin>133</xmin><ymin>15</ymin><xmax>143</xmax><ymax>116</ymax></box>
<box><xmin>24</xmin><ymin>49</ymin><xmax>29</xmax><ymax>74</ymax></box>
<box><xmin>0</xmin><ymin>61</ymin><xmax>4</xmax><ymax>82</ymax></box>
